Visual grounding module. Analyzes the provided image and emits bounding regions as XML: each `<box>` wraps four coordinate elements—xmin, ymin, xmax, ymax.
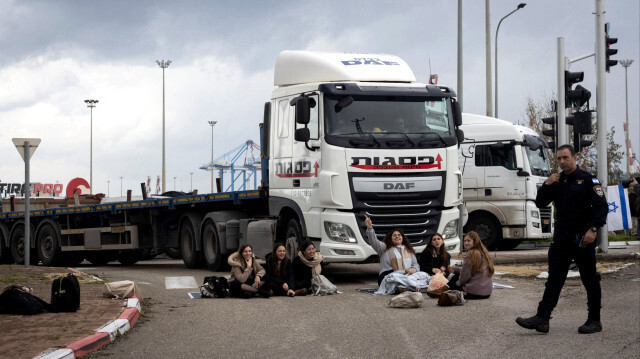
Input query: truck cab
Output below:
<box><xmin>459</xmin><ymin>113</ymin><xmax>554</xmax><ymax>250</ymax></box>
<box><xmin>264</xmin><ymin>51</ymin><xmax>464</xmax><ymax>262</ymax></box>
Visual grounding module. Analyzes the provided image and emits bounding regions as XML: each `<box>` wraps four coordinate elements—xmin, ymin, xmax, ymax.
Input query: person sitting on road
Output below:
<box><xmin>292</xmin><ymin>241</ymin><xmax>324</xmax><ymax>296</ymax></box>
<box><xmin>419</xmin><ymin>232</ymin><xmax>453</xmax><ymax>277</ymax></box>
<box><xmin>262</xmin><ymin>244</ymin><xmax>296</xmax><ymax>297</ymax></box>
<box><xmin>227</xmin><ymin>244</ymin><xmax>270</xmax><ymax>298</ymax></box>
<box><xmin>363</xmin><ymin>215</ymin><xmax>420</xmax><ymax>285</ymax></box>
<box><xmin>448</xmin><ymin>231</ymin><xmax>494</xmax><ymax>299</ymax></box>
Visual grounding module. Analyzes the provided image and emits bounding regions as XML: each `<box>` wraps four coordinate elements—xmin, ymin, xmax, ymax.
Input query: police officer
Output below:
<box><xmin>516</xmin><ymin>144</ymin><xmax>608</xmax><ymax>334</ymax></box>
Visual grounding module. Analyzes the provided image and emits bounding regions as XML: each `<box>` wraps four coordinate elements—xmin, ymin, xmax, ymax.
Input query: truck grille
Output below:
<box><xmin>539</xmin><ymin>207</ymin><xmax>552</xmax><ymax>233</ymax></box>
<box><xmin>354</xmin><ymin>199</ymin><xmax>442</xmax><ymax>247</ymax></box>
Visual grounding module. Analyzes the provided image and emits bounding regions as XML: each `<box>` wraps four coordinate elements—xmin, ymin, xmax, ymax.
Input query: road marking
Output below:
<box><xmin>165</xmin><ymin>276</ymin><xmax>198</xmax><ymax>289</ymax></box>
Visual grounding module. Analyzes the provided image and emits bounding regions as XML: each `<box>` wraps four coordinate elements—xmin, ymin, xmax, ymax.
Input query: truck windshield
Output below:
<box><xmin>525</xmin><ymin>145</ymin><xmax>551</xmax><ymax>176</ymax></box>
<box><xmin>324</xmin><ymin>95</ymin><xmax>456</xmax><ymax>148</ymax></box>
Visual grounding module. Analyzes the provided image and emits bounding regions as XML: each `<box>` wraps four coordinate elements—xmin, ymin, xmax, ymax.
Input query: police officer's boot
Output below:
<box><xmin>516</xmin><ymin>315</ymin><xmax>549</xmax><ymax>333</ymax></box>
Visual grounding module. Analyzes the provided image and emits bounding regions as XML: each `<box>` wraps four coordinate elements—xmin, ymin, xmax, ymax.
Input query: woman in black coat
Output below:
<box><xmin>419</xmin><ymin>233</ymin><xmax>452</xmax><ymax>276</ymax></box>
<box><xmin>262</xmin><ymin>244</ymin><xmax>295</xmax><ymax>297</ymax></box>
<box><xmin>292</xmin><ymin>241</ymin><xmax>324</xmax><ymax>296</ymax></box>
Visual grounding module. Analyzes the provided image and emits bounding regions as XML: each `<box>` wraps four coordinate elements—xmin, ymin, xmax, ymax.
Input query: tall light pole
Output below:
<box><xmin>494</xmin><ymin>3</ymin><xmax>526</xmax><ymax>119</ymax></box>
<box><xmin>156</xmin><ymin>59</ymin><xmax>171</xmax><ymax>194</ymax></box>
<box><xmin>107</xmin><ymin>180</ymin><xmax>110</xmax><ymax>197</ymax></box>
<box><xmin>120</xmin><ymin>176</ymin><xmax>123</xmax><ymax>197</ymax></box>
<box><xmin>84</xmin><ymin>99</ymin><xmax>98</xmax><ymax>193</ymax></box>
<box><xmin>190</xmin><ymin>172</ymin><xmax>193</xmax><ymax>192</ymax></box>
<box><xmin>209</xmin><ymin>120</ymin><xmax>217</xmax><ymax>193</ymax></box>
<box><xmin>620</xmin><ymin>59</ymin><xmax>634</xmax><ymax>177</ymax></box>
<box><xmin>173</xmin><ymin>176</ymin><xmax>177</xmax><ymax>191</ymax></box>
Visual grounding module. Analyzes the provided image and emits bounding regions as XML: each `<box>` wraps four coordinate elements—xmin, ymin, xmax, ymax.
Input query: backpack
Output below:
<box><xmin>200</xmin><ymin>276</ymin><xmax>230</xmax><ymax>298</ymax></box>
<box><xmin>0</xmin><ymin>286</ymin><xmax>56</xmax><ymax>315</ymax></box>
<box><xmin>388</xmin><ymin>291</ymin><xmax>424</xmax><ymax>308</ymax></box>
<box><xmin>51</xmin><ymin>273</ymin><xmax>81</xmax><ymax>312</ymax></box>
<box><xmin>437</xmin><ymin>290</ymin><xmax>466</xmax><ymax>306</ymax></box>
<box><xmin>311</xmin><ymin>274</ymin><xmax>338</xmax><ymax>296</ymax></box>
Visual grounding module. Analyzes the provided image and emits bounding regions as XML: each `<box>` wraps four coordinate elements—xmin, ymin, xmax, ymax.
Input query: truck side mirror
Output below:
<box><xmin>295</xmin><ymin>97</ymin><xmax>310</xmax><ymax>125</ymax></box>
<box><xmin>295</xmin><ymin>128</ymin><xmax>310</xmax><ymax>142</ymax></box>
<box><xmin>452</xmin><ymin>100</ymin><xmax>462</xmax><ymax>127</ymax></box>
<box><xmin>456</xmin><ymin>129</ymin><xmax>464</xmax><ymax>147</ymax></box>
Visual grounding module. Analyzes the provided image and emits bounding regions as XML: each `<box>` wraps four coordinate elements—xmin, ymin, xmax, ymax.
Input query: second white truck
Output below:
<box><xmin>459</xmin><ymin>114</ymin><xmax>554</xmax><ymax>250</ymax></box>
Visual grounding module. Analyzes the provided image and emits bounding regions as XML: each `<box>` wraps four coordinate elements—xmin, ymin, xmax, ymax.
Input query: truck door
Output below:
<box><xmin>476</xmin><ymin>143</ymin><xmax>525</xmax><ymax>201</ymax></box>
<box><xmin>291</xmin><ymin>94</ymin><xmax>321</xmax><ymax>211</ymax></box>
<box><xmin>270</xmin><ymin>98</ymin><xmax>295</xmax><ymax>190</ymax></box>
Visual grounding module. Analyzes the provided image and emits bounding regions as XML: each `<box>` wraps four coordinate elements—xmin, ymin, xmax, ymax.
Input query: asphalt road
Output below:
<box><xmin>82</xmin><ymin>258</ymin><xmax>640</xmax><ymax>359</ymax></box>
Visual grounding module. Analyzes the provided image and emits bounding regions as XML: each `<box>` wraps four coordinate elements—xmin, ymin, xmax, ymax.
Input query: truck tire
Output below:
<box><xmin>36</xmin><ymin>222</ymin><xmax>63</xmax><ymax>266</ymax></box>
<box><xmin>202</xmin><ymin>220</ymin><xmax>223</xmax><ymax>271</ymax></box>
<box><xmin>0</xmin><ymin>224</ymin><xmax>10</xmax><ymax>264</ymax></box>
<box><xmin>284</xmin><ymin>218</ymin><xmax>303</xmax><ymax>260</ymax></box>
<box><xmin>463</xmin><ymin>213</ymin><xmax>502</xmax><ymax>250</ymax></box>
<box><xmin>10</xmin><ymin>225</ymin><xmax>39</xmax><ymax>265</ymax></box>
<box><xmin>180</xmin><ymin>220</ymin><xmax>202</xmax><ymax>269</ymax></box>
<box><xmin>118</xmin><ymin>250</ymin><xmax>143</xmax><ymax>265</ymax></box>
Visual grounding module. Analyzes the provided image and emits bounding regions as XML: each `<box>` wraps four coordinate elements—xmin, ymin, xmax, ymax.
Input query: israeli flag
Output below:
<box><xmin>606</xmin><ymin>185</ymin><xmax>632</xmax><ymax>231</ymax></box>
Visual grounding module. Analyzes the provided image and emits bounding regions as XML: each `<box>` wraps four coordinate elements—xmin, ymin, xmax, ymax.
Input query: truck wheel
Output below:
<box><xmin>202</xmin><ymin>221</ymin><xmax>223</xmax><ymax>271</ymax></box>
<box><xmin>118</xmin><ymin>250</ymin><xmax>143</xmax><ymax>265</ymax></box>
<box><xmin>36</xmin><ymin>223</ymin><xmax>63</xmax><ymax>266</ymax></box>
<box><xmin>285</xmin><ymin>218</ymin><xmax>303</xmax><ymax>260</ymax></box>
<box><xmin>180</xmin><ymin>220</ymin><xmax>201</xmax><ymax>269</ymax></box>
<box><xmin>463</xmin><ymin>214</ymin><xmax>502</xmax><ymax>250</ymax></box>
<box><xmin>165</xmin><ymin>247</ymin><xmax>181</xmax><ymax>259</ymax></box>
<box><xmin>0</xmin><ymin>228</ymin><xmax>10</xmax><ymax>264</ymax></box>
<box><xmin>10</xmin><ymin>225</ymin><xmax>39</xmax><ymax>265</ymax></box>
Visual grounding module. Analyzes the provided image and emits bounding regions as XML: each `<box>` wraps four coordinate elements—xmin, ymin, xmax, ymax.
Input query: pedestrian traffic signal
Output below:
<box><xmin>565</xmin><ymin>71</ymin><xmax>590</xmax><ymax>108</ymax></box>
<box><xmin>605</xmin><ymin>23</ymin><xmax>618</xmax><ymax>73</ymax></box>
<box><xmin>567</xmin><ymin>111</ymin><xmax>593</xmax><ymax>152</ymax></box>
<box><xmin>542</xmin><ymin>114</ymin><xmax>557</xmax><ymax>152</ymax></box>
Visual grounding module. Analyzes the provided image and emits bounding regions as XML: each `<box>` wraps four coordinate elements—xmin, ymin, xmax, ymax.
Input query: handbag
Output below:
<box><xmin>388</xmin><ymin>291</ymin><xmax>424</xmax><ymax>308</ymax></box>
<box><xmin>437</xmin><ymin>290</ymin><xmax>466</xmax><ymax>306</ymax></box>
<box><xmin>311</xmin><ymin>274</ymin><xmax>337</xmax><ymax>296</ymax></box>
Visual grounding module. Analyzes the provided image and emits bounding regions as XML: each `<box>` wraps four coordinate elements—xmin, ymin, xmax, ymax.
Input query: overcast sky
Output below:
<box><xmin>1</xmin><ymin>0</ymin><xmax>638</xmax><ymax>197</ymax></box>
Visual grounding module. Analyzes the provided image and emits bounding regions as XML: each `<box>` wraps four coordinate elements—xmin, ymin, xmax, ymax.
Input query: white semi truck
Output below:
<box><xmin>459</xmin><ymin>114</ymin><xmax>554</xmax><ymax>250</ymax></box>
<box><xmin>1</xmin><ymin>51</ymin><xmax>465</xmax><ymax>269</ymax></box>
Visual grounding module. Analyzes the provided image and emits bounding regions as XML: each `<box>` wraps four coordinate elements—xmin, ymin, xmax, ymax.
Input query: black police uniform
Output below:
<box><xmin>534</xmin><ymin>167</ymin><xmax>608</xmax><ymax>321</ymax></box>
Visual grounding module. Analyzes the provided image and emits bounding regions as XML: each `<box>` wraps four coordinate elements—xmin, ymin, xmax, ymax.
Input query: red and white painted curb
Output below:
<box><xmin>33</xmin><ymin>297</ymin><xmax>140</xmax><ymax>359</ymax></box>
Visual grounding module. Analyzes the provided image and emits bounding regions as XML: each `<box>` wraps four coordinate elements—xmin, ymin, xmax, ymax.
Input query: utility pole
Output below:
<box><xmin>156</xmin><ymin>59</ymin><xmax>171</xmax><ymax>194</ymax></box>
<box><xmin>595</xmin><ymin>0</ymin><xmax>608</xmax><ymax>252</ymax></box>
<box><xmin>620</xmin><ymin>59</ymin><xmax>634</xmax><ymax>177</ymax></box>
<box><xmin>485</xmin><ymin>0</ymin><xmax>493</xmax><ymax>117</ymax></box>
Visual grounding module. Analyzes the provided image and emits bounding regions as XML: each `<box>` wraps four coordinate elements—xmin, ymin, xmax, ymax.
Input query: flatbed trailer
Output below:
<box><xmin>0</xmin><ymin>189</ymin><xmax>270</xmax><ymax>270</ymax></box>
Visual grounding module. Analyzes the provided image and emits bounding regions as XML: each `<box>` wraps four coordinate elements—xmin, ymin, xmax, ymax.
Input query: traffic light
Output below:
<box><xmin>542</xmin><ymin>112</ymin><xmax>557</xmax><ymax>152</ymax></box>
<box><xmin>605</xmin><ymin>22</ymin><xmax>618</xmax><ymax>73</ymax></box>
<box><xmin>565</xmin><ymin>71</ymin><xmax>591</xmax><ymax>108</ymax></box>
<box><xmin>567</xmin><ymin>111</ymin><xmax>593</xmax><ymax>152</ymax></box>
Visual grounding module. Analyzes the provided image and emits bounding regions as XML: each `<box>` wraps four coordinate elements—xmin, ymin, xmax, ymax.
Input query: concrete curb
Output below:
<box><xmin>493</xmin><ymin>252</ymin><xmax>640</xmax><ymax>265</ymax></box>
<box><xmin>32</xmin><ymin>269</ymin><xmax>142</xmax><ymax>359</ymax></box>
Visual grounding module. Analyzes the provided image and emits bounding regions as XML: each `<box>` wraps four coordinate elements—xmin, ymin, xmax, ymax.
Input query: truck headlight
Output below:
<box><xmin>324</xmin><ymin>222</ymin><xmax>357</xmax><ymax>243</ymax></box>
<box><xmin>531</xmin><ymin>210</ymin><xmax>539</xmax><ymax>219</ymax></box>
<box><xmin>442</xmin><ymin>219</ymin><xmax>458</xmax><ymax>239</ymax></box>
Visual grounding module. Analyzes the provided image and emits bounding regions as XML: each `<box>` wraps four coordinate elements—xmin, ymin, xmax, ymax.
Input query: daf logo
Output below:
<box><xmin>384</xmin><ymin>182</ymin><xmax>415</xmax><ymax>190</ymax></box>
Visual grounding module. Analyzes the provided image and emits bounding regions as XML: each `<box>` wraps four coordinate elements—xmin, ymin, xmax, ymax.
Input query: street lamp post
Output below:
<box><xmin>84</xmin><ymin>99</ymin><xmax>98</xmax><ymax>193</ymax></box>
<box><xmin>190</xmin><ymin>172</ymin><xmax>193</xmax><ymax>192</ymax></box>
<box><xmin>494</xmin><ymin>3</ymin><xmax>526</xmax><ymax>118</ymax></box>
<box><xmin>620</xmin><ymin>59</ymin><xmax>634</xmax><ymax>177</ymax></box>
<box><xmin>173</xmin><ymin>176</ymin><xmax>177</xmax><ymax>191</ymax></box>
<box><xmin>120</xmin><ymin>176</ymin><xmax>123</xmax><ymax>197</ymax></box>
<box><xmin>208</xmin><ymin>120</ymin><xmax>217</xmax><ymax>193</ymax></box>
<box><xmin>156</xmin><ymin>59</ymin><xmax>171</xmax><ymax>194</ymax></box>
<box><xmin>107</xmin><ymin>180</ymin><xmax>110</xmax><ymax>197</ymax></box>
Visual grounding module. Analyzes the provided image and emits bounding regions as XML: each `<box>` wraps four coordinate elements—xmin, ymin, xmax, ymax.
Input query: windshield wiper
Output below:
<box><xmin>383</xmin><ymin>132</ymin><xmax>415</xmax><ymax>147</ymax></box>
<box><xmin>417</xmin><ymin>132</ymin><xmax>448</xmax><ymax>147</ymax></box>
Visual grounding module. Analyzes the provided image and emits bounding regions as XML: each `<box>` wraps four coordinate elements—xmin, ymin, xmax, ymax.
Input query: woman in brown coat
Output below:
<box><xmin>228</xmin><ymin>244</ymin><xmax>270</xmax><ymax>298</ymax></box>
